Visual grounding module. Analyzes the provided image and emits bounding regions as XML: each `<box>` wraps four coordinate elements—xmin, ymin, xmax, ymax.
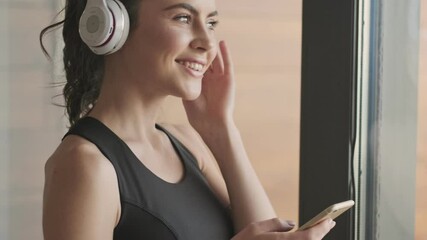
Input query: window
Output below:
<box><xmin>299</xmin><ymin>0</ymin><xmax>425</xmax><ymax>239</ymax></box>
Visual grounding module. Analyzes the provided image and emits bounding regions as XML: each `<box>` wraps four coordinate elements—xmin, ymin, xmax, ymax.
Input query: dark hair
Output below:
<box><xmin>40</xmin><ymin>0</ymin><xmax>141</xmax><ymax>127</ymax></box>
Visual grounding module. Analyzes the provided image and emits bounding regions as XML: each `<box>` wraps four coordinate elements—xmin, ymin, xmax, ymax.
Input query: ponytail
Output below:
<box><xmin>40</xmin><ymin>0</ymin><xmax>141</xmax><ymax>127</ymax></box>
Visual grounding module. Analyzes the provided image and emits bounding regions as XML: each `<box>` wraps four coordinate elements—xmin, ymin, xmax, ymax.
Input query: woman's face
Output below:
<box><xmin>124</xmin><ymin>0</ymin><xmax>219</xmax><ymax>100</ymax></box>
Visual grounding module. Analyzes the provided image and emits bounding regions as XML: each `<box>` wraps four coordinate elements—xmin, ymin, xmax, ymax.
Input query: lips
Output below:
<box><xmin>176</xmin><ymin>60</ymin><xmax>204</xmax><ymax>72</ymax></box>
<box><xmin>175</xmin><ymin>58</ymin><xmax>207</xmax><ymax>78</ymax></box>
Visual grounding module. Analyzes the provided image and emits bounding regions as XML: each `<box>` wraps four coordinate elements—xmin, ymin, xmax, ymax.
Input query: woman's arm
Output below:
<box><xmin>182</xmin><ymin>41</ymin><xmax>276</xmax><ymax>232</ymax></box>
<box><xmin>163</xmin><ymin>121</ymin><xmax>276</xmax><ymax>232</ymax></box>
<box><xmin>183</xmin><ymin>41</ymin><xmax>335</xmax><ymax>239</ymax></box>
<box><xmin>167</xmin><ymin>122</ymin><xmax>335</xmax><ymax>240</ymax></box>
<box><xmin>196</xmin><ymin>120</ymin><xmax>276</xmax><ymax>232</ymax></box>
<box><xmin>43</xmin><ymin>136</ymin><xmax>120</xmax><ymax>240</ymax></box>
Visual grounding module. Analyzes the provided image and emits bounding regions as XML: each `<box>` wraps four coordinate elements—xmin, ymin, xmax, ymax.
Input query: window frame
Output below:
<box><xmin>299</xmin><ymin>0</ymin><xmax>359</xmax><ymax>239</ymax></box>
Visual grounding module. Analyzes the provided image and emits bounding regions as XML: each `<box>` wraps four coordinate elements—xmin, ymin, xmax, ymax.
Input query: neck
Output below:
<box><xmin>88</xmin><ymin>57</ymin><xmax>167</xmax><ymax>143</ymax></box>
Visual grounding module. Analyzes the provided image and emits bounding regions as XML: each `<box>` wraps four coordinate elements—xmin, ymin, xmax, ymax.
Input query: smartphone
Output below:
<box><xmin>297</xmin><ymin>200</ymin><xmax>355</xmax><ymax>231</ymax></box>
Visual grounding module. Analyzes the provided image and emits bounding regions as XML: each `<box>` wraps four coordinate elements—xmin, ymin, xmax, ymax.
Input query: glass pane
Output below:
<box><xmin>357</xmin><ymin>0</ymin><xmax>421</xmax><ymax>239</ymax></box>
<box><xmin>416</xmin><ymin>0</ymin><xmax>427</xmax><ymax>239</ymax></box>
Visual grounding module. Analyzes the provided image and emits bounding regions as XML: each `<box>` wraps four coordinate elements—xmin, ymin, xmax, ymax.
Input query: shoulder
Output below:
<box><xmin>45</xmin><ymin>135</ymin><xmax>116</xmax><ymax>180</ymax></box>
<box><xmin>43</xmin><ymin>135</ymin><xmax>120</xmax><ymax>238</ymax></box>
<box><xmin>44</xmin><ymin>135</ymin><xmax>120</xmax><ymax>202</ymax></box>
<box><xmin>158</xmin><ymin>123</ymin><xmax>211</xmax><ymax>171</ymax></box>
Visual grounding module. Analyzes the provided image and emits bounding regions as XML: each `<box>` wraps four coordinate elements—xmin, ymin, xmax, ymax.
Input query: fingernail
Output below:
<box><xmin>331</xmin><ymin>221</ymin><xmax>336</xmax><ymax>228</ymax></box>
<box><xmin>287</xmin><ymin>220</ymin><xmax>296</xmax><ymax>227</ymax></box>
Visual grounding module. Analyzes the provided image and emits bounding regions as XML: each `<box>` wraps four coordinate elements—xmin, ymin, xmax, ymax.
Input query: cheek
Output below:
<box><xmin>147</xmin><ymin>25</ymin><xmax>190</xmax><ymax>53</ymax></box>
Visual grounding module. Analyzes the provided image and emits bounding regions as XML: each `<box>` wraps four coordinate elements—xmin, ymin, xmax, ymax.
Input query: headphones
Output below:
<box><xmin>79</xmin><ymin>0</ymin><xmax>130</xmax><ymax>55</ymax></box>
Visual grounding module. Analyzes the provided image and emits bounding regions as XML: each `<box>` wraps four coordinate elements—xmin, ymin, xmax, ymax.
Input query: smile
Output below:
<box><xmin>176</xmin><ymin>60</ymin><xmax>205</xmax><ymax>72</ymax></box>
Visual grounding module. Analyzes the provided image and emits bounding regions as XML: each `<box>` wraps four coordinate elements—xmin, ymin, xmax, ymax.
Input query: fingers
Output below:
<box><xmin>234</xmin><ymin>218</ymin><xmax>335</xmax><ymax>240</ymax></box>
<box><xmin>263</xmin><ymin>219</ymin><xmax>335</xmax><ymax>240</ymax></box>
<box><xmin>219</xmin><ymin>40</ymin><xmax>234</xmax><ymax>75</ymax></box>
<box><xmin>299</xmin><ymin>218</ymin><xmax>336</xmax><ymax>239</ymax></box>
<box><xmin>282</xmin><ymin>220</ymin><xmax>296</xmax><ymax>232</ymax></box>
<box><xmin>285</xmin><ymin>220</ymin><xmax>296</xmax><ymax>226</ymax></box>
<box><xmin>231</xmin><ymin>218</ymin><xmax>295</xmax><ymax>240</ymax></box>
<box><xmin>209</xmin><ymin>41</ymin><xmax>225</xmax><ymax>73</ymax></box>
<box><xmin>208</xmin><ymin>40</ymin><xmax>233</xmax><ymax>75</ymax></box>
<box><xmin>251</xmin><ymin>218</ymin><xmax>296</xmax><ymax>233</ymax></box>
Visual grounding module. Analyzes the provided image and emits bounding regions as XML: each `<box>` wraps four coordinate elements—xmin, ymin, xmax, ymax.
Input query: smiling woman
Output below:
<box><xmin>39</xmin><ymin>0</ymin><xmax>334</xmax><ymax>239</ymax></box>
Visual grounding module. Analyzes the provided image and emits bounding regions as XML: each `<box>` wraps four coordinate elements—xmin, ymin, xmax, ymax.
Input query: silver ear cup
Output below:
<box><xmin>79</xmin><ymin>0</ymin><xmax>129</xmax><ymax>55</ymax></box>
<box><xmin>79</xmin><ymin>0</ymin><xmax>114</xmax><ymax>49</ymax></box>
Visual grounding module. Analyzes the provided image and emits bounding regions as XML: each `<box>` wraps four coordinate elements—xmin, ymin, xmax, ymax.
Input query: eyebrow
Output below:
<box><xmin>163</xmin><ymin>3</ymin><xmax>218</xmax><ymax>18</ymax></box>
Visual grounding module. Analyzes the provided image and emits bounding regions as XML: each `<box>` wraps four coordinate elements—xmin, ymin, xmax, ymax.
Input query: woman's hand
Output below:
<box><xmin>182</xmin><ymin>40</ymin><xmax>235</xmax><ymax>133</ymax></box>
<box><xmin>231</xmin><ymin>218</ymin><xmax>335</xmax><ymax>240</ymax></box>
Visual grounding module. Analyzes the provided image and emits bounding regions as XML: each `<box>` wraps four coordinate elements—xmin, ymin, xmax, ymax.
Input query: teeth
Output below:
<box><xmin>178</xmin><ymin>60</ymin><xmax>204</xmax><ymax>72</ymax></box>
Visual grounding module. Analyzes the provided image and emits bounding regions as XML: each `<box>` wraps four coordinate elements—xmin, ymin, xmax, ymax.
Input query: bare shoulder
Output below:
<box><xmin>45</xmin><ymin>135</ymin><xmax>114</xmax><ymax>176</ymax></box>
<box><xmin>43</xmin><ymin>135</ymin><xmax>120</xmax><ymax>239</ymax></box>
<box><xmin>45</xmin><ymin>135</ymin><xmax>118</xmax><ymax>188</ymax></box>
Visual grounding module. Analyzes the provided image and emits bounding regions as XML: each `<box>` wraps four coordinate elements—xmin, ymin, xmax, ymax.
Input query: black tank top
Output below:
<box><xmin>63</xmin><ymin>117</ymin><xmax>234</xmax><ymax>240</ymax></box>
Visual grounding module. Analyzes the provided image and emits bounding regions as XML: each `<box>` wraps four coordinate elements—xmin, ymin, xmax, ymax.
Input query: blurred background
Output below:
<box><xmin>0</xmin><ymin>0</ymin><xmax>425</xmax><ymax>239</ymax></box>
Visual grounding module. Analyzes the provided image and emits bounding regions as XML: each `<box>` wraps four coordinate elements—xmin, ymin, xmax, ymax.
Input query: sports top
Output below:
<box><xmin>63</xmin><ymin>117</ymin><xmax>234</xmax><ymax>240</ymax></box>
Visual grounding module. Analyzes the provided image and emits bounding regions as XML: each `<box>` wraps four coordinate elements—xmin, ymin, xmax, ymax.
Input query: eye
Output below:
<box><xmin>174</xmin><ymin>14</ymin><xmax>191</xmax><ymax>24</ymax></box>
<box><xmin>207</xmin><ymin>20</ymin><xmax>219</xmax><ymax>30</ymax></box>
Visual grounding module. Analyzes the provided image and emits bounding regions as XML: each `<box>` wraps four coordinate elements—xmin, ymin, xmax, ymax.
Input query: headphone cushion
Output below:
<box><xmin>110</xmin><ymin>0</ymin><xmax>130</xmax><ymax>54</ymax></box>
<box><xmin>92</xmin><ymin>0</ymin><xmax>129</xmax><ymax>55</ymax></box>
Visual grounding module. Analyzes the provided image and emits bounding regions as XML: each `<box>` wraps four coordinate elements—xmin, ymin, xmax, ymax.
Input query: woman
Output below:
<box><xmin>40</xmin><ymin>0</ymin><xmax>335</xmax><ymax>239</ymax></box>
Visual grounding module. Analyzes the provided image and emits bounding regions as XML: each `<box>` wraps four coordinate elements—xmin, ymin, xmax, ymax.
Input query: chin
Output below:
<box><xmin>182</xmin><ymin>88</ymin><xmax>202</xmax><ymax>101</ymax></box>
<box><xmin>179</xmin><ymin>83</ymin><xmax>202</xmax><ymax>101</ymax></box>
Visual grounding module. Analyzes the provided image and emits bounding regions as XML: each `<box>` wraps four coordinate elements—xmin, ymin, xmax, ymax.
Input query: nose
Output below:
<box><xmin>190</xmin><ymin>22</ymin><xmax>216</xmax><ymax>52</ymax></box>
